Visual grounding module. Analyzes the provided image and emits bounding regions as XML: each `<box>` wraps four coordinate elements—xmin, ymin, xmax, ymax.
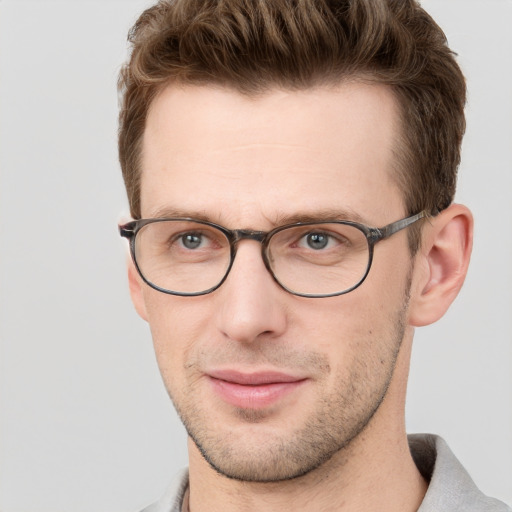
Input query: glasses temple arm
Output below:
<box><xmin>377</xmin><ymin>210</ymin><xmax>429</xmax><ymax>239</ymax></box>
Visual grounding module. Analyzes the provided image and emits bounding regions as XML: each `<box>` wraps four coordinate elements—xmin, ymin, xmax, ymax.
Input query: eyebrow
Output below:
<box><xmin>273</xmin><ymin>209</ymin><xmax>368</xmax><ymax>225</ymax></box>
<box><xmin>147</xmin><ymin>206</ymin><xmax>370</xmax><ymax>227</ymax></box>
<box><xmin>149</xmin><ymin>206</ymin><xmax>215</xmax><ymax>223</ymax></box>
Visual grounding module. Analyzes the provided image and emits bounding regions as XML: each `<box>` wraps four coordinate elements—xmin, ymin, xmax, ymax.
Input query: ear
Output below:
<box><xmin>127</xmin><ymin>255</ymin><xmax>149</xmax><ymax>322</ymax></box>
<box><xmin>409</xmin><ymin>204</ymin><xmax>473</xmax><ymax>327</ymax></box>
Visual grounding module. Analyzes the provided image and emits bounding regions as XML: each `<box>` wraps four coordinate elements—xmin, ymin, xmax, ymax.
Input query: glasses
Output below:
<box><xmin>119</xmin><ymin>211</ymin><xmax>427</xmax><ymax>298</ymax></box>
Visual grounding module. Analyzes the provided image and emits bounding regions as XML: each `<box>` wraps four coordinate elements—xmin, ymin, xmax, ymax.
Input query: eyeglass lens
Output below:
<box><xmin>133</xmin><ymin>220</ymin><xmax>371</xmax><ymax>296</ymax></box>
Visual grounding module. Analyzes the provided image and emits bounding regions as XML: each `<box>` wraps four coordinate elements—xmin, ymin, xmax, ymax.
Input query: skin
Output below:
<box><xmin>128</xmin><ymin>83</ymin><xmax>473</xmax><ymax>511</ymax></box>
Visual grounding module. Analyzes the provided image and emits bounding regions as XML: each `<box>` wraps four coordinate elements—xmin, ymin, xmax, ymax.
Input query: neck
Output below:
<box><xmin>187</xmin><ymin>332</ymin><xmax>427</xmax><ymax>512</ymax></box>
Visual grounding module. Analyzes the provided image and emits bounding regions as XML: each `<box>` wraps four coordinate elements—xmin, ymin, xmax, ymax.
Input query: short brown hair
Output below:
<box><xmin>118</xmin><ymin>0</ymin><xmax>466</xmax><ymax>250</ymax></box>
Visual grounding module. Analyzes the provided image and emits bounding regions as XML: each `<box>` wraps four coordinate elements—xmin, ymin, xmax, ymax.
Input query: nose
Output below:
<box><xmin>214</xmin><ymin>241</ymin><xmax>288</xmax><ymax>344</ymax></box>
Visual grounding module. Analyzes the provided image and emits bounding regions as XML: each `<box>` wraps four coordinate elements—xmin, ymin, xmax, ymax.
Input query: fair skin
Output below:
<box><xmin>127</xmin><ymin>83</ymin><xmax>472</xmax><ymax>512</ymax></box>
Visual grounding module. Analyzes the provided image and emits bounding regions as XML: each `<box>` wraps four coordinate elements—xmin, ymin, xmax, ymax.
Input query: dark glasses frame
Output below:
<box><xmin>119</xmin><ymin>210</ymin><xmax>428</xmax><ymax>298</ymax></box>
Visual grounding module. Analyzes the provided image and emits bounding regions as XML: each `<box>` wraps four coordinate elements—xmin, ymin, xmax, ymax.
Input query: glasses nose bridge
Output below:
<box><xmin>231</xmin><ymin>228</ymin><xmax>268</xmax><ymax>244</ymax></box>
<box><xmin>228</xmin><ymin>229</ymin><xmax>273</xmax><ymax>275</ymax></box>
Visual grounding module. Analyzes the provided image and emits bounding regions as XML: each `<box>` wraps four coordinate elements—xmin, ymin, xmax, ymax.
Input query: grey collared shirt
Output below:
<box><xmin>410</xmin><ymin>434</ymin><xmax>510</xmax><ymax>511</ymax></box>
<box><xmin>141</xmin><ymin>434</ymin><xmax>511</xmax><ymax>512</ymax></box>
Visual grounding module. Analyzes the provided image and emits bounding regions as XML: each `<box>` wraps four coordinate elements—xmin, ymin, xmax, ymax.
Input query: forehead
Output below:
<box><xmin>140</xmin><ymin>83</ymin><xmax>403</xmax><ymax>226</ymax></box>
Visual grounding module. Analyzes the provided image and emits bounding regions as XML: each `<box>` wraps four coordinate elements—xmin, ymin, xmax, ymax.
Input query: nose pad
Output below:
<box><xmin>215</xmin><ymin>241</ymin><xmax>287</xmax><ymax>344</ymax></box>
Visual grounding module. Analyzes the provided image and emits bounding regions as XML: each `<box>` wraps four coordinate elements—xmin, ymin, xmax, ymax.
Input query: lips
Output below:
<box><xmin>207</xmin><ymin>370</ymin><xmax>307</xmax><ymax>409</ymax></box>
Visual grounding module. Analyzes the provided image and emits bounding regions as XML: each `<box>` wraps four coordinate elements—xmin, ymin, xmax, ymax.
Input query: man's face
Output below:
<box><xmin>133</xmin><ymin>83</ymin><xmax>416</xmax><ymax>482</ymax></box>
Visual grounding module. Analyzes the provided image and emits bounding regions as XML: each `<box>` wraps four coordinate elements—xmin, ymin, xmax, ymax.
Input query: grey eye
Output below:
<box><xmin>306</xmin><ymin>233</ymin><xmax>329</xmax><ymax>250</ymax></box>
<box><xmin>181</xmin><ymin>233</ymin><xmax>203</xmax><ymax>249</ymax></box>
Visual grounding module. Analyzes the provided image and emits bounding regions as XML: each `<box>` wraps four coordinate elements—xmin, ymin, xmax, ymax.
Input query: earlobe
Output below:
<box><xmin>409</xmin><ymin>204</ymin><xmax>473</xmax><ymax>327</ymax></box>
<box><xmin>127</xmin><ymin>257</ymin><xmax>149</xmax><ymax>322</ymax></box>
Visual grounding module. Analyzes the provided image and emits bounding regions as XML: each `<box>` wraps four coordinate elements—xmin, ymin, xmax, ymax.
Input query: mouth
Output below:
<box><xmin>207</xmin><ymin>369</ymin><xmax>307</xmax><ymax>409</ymax></box>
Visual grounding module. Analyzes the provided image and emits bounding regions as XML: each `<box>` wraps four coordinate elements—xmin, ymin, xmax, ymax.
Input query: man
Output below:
<box><xmin>116</xmin><ymin>1</ymin><xmax>511</xmax><ymax>511</ymax></box>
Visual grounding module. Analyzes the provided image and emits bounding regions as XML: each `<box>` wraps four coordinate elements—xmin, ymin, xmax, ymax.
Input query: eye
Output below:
<box><xmin>305</xmin><ymin>232</ymin><xmax>329</xmax><ymax>250</ymax></box>
<box><xmin>180</xmin><ymin>233</ymin><xmax>204</xmax><ymax>249</ymax></box>
<box><xmin>299</xmin><ymin>231</ymin><xmax>338</xmax><ymax>250</ymax></box>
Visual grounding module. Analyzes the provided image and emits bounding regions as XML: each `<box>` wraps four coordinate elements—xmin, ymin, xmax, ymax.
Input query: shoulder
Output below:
<box><xmin>139</xmin><ymin>468</ymin><xmax>189</xmax><ymax>512</ymax></box>
<box><xmin>409</xmin><ymin>434</ymin><xmax>511</xmax><ymax>512</ymax></box>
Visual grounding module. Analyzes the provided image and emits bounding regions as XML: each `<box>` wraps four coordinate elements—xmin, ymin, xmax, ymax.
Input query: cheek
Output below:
<box><xmin>299</xmin><ymin>269</ymin><xmax>410</xmax><ymax>365</ymax></box>
<box><xmin>142</xmin><ymin>290</ymin><xmax>211</xmax><ymax>377</ymax></box>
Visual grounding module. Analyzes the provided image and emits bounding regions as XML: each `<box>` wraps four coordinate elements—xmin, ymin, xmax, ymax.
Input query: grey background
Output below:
<box><xmin>0</xmin><ymin>1</ymin><xmax>511</xmax><ymax>510</ymax></box>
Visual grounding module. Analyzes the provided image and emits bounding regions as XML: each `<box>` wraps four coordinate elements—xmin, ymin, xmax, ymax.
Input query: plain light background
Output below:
<box><xmin>0</xmin><ymin>1</ymin><xmax>511</xmax><ymax>510</ymax></box>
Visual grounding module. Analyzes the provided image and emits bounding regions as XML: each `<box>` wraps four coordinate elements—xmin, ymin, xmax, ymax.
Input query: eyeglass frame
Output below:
<box><xmin>119</xmin><ymin>210</ymin><xmax>428</xmax><ymax>298</ymax></box>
